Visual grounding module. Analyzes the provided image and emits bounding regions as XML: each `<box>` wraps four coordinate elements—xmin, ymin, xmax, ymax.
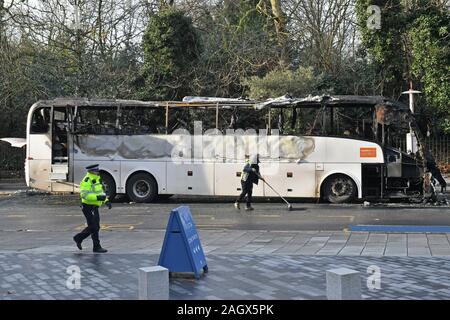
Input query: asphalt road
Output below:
<box><xmin>0</xmin><ymin>192</ymin><xmax>449</xmax><ymax>232</ymax></box>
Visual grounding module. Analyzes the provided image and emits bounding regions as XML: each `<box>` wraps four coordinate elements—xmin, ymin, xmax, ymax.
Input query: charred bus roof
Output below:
<box><xmin>33</xmin><ymin>95</ymin><xmax>410</xmax><ymax>111</ymax></box>
<box><xmin>252</xmin><ymin>95</ymin><xmax>410</xmax><ymax>110</ymax></box>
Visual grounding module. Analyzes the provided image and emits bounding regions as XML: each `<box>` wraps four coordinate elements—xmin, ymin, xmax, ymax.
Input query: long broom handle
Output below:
<box><xmin>260</xmin><ymin>176</ymin><xmax>290</xmax><ymax>205</ymax></box>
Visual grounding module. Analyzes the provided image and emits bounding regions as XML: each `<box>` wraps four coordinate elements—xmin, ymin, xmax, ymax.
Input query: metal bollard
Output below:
<box><xmin>138</xmin><ymin>266</ymin><xmax>169</xmax><ymax>300</ymax></box>
<box><xmin>326</xmin><ymin>268</ymin><xmax>361</xmax><ymax>300</ymax></box>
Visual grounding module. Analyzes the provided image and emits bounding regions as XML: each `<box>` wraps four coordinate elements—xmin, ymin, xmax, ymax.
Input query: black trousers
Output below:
<box><xmin>236</xmin><ymin>181</ymin><xmax>253</xmax><ymax>207</ymax></box>
<box><xmin>74</xmin><ymin>204</ymin><xmax>101</xmax><ymax>248</ymax></box>
<box><xmin>430</xmin><ymin>167</ymin><xmax>447</xmax><ymax>189</ymax></box>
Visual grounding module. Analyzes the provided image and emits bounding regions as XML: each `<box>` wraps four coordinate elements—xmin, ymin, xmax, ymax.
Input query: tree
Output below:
<box><xmin>0</xmin><ymin>0</ymin><xmax>149</xmax><ymax>137</ymax></box>
<box><xmin>355</xmin><ymin>0</ymin><xmax>407</xmax><ymax>98</ymax></box>
<box><xmin>138</xmin><ymin>8</ymin><xmax>201</xmax><ymax>100</ymax></box>
<box><xmin>269</xmin><ymin>0</ymin><xmax>289</xmax><ymax>66</ymax></box>
<box><xmin>408</xmin><ymin>3</ymin><xmax>450</xmax><ymax>133</ymax></box>
<box><xmin>186</xmin><ymin>0</ymin><xmax>280</xmax><ymax>97</ymax></box>
<box><xmin>242</xmin><ymin>66</ymin><xmax>318</xmax><ymax>99</ymax></box>
<box><xmin>356</xmin><ymin>0</ymin><xmax>449</xmax><ymax>132</ymax></box>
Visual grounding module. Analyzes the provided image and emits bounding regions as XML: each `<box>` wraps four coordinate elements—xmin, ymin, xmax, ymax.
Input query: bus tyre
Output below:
<box><xmin>100</xmin><ymin>172</ymin><xmax>116</xmax><ymax>201</ymax></box>
<box><xmin>322</xmin><ymin>175</ymin><xmax>357</xmax><ymax>204</ymax></box>
<box><xmin>126</xmin><ymin>173</ymin><xmax>158</xmax><ymax>203</ymax></box>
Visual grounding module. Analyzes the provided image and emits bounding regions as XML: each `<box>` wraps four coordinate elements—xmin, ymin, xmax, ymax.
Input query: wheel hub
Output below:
<box><xmin>331</xmin><ymin>179</ymin><xmax>351</xmax><ymax>196</ymax></box>
<box><xmin>133</xmin><ymin>180</ymin><xmax>150</xmax><ymax>197</ymax></box>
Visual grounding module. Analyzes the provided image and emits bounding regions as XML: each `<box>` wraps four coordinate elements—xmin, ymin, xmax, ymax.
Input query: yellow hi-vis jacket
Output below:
<box><xmin>80</xmin><ymin>172</ymin><xmax>108</xmax><ymax>207</ymax></box>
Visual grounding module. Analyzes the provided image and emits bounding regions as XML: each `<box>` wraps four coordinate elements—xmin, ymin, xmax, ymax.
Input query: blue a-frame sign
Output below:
<box><xmin>158</xmin><ymin>206</ymin><xmax>208</xmax><ymax>279</ymax></box>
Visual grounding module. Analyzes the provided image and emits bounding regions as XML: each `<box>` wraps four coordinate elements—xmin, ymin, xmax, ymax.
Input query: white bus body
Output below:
<box><xmin>24</xmin><ymin>97</ymin><xmax>424</xmax><ymax>203</ymax></box>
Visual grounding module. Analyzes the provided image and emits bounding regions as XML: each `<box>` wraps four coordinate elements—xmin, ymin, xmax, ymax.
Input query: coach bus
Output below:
<box><xmin>18</xmin><ymin>95</ymin><xmax>430</xmax><ymax>203</ymax></box>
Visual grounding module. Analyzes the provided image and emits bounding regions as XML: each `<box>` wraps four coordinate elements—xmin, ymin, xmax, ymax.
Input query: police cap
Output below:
<box><xmin>85</xmin><ymin>164</ymin><xmax>100</xmax><ymax>172</ymax></box>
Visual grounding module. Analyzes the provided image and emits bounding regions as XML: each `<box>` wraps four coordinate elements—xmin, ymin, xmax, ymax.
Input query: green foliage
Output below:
<box><xmin>242</xmin><ymin>55</ymin><xmax>379</xmax><ymax>100</ymax></box>
<box><xmin>355</xmin><ymin>0</ymin><xmax>407</xmax><ymax>98</ymax></box>
<box><xmin>242</xmin><ymin>67</ymin><xmax>317</xmax><ymax>99</ymax></box>
<box><xmin>139</xmin><ymin>8</ymin><xmax>201</xmax><ymax>100</ymax></box>
<box><xmin>190</xmin><ymin>0</ymin><xmax>279</xmax><ymax>97</ymax></box>
<box><xmin>355</xmin><ymin>0</ymin><xmax>450</xmax><ymax>133</ymax></box>
<box><xmin>409</xmin><ymin>11</ymin><xmax>450</xmax><ymax>133</ymax></box>
<box><xmin>0</xmin><ymin>0</ymin><xmax>448</xmax><ymax>139</ymax></box>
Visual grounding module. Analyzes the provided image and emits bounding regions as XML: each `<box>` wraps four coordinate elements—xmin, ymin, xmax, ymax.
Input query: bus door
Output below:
<box><xmin>49</xmin><ymin>106</ymin><xmax>73</xmax><ymax>190</ymax></box>
<box><xmin>28</xmin><ymin>106</ymin><xmax>52</xmax><ymax>190</ymax></box>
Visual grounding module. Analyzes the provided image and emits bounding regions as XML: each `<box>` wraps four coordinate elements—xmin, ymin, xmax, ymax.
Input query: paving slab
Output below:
<box><xmin>3</xmin><ymin>230</ymin><xmax>450</xmax><ymax>257</ymax></box>
<box><xmin>1</xmin><ymin>253</ymin><xmax>450</xmax><ymax>299</ymax></box>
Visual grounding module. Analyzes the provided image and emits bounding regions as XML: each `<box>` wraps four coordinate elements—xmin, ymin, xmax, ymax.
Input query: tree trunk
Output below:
<box><xmin>270</xmin><ymin>0</ymin><xmax>288</xmax><ymax>66</ymax></box>
<box><xmin>0</xmin><ymin>0</ymin><xmax>4</xmax><ymax>45</ymax></box>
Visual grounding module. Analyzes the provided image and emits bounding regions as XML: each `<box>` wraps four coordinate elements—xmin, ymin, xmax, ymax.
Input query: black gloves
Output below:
<box><xmin>105</xmin><ymin>201</ymin><xmax>112</xmax><ymax>210</ymax></box>
<box><xmin>96</xmin><ymin>195</ymin><xmax>106</xmax><ymax>201</ymax></box>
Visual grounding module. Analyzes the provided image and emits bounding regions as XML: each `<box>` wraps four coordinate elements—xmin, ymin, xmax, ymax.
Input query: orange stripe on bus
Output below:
<box><xmin>360</xmin><ymin>147</ymin><xmax>377</xmax><ymax>158</ymax></box>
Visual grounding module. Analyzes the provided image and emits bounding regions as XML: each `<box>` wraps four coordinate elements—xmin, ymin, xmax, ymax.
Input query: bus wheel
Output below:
<box><xmin>322</xmin><ymin>174</ymin><xmax>357</xmax><ymax>204</ymax></box>
<box><xmin>126</xmin><ymin>172</ymin><xmax>158</xmax><ymax>203</ymax></box>
<box><xmin>100</xmin><ymin>172</ymin><xmax>116</xmax><ymax>201</ymax></box>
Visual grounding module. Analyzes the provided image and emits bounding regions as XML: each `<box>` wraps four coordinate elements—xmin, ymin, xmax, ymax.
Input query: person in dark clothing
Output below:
<box><xmin>235</xmin><ymin>154</ymin><xmax>263</xmax><ymax>211</ymax></box>
<box><xmin>73</xmin><ymin>164</ymin><xmax>112</xmax><ymax>253</ymax></box>
<box><xmin>424</xmin><ymin>149</ymin><xmax>447</xmax><ymax>193</ymax></box>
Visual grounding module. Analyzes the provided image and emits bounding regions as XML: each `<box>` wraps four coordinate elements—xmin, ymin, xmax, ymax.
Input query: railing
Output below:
<box><xmin>392</xmin><ymin>135</ymin><xmax>450</xmax><ymax>174</ymax></box>
<box><xmin>0</xmin><ymin>143</ymin><xmax>26</xmax><ymax>179</ymax></box>
<box><xmin>426</xmin><ymin>136</ymin><xmax>450</xmax><ymax>174</ymax></box>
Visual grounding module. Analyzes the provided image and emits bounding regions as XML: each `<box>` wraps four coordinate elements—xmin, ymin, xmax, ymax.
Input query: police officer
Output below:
<box><xmin>234</xmin><ymin>154</ymin><xmax>264</xmax><ymax>211</ymax></box>
<box><xmin>73</xmin><ymin>164</ymin><xmax>112</xmax><ymax>253</ymax></box>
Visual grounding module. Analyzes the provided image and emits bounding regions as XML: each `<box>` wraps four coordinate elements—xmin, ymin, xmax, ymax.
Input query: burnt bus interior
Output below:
<box><xmin>29</xmin><ymin>96</ymin><xmax>439</xmax><ymax>200</ymax></box>
<box><xmin>254</xmin><ymin>96</ymin><xmax>428</xmax><ymax>200</ymax></box>
<box><xmin>254</xmin><ymin>96</ymin><xmax>427</xmax><ymax>200</ymax></box>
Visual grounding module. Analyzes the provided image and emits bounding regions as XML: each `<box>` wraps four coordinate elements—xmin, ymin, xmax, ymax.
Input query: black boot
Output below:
<box><xmin>73</xmin><ymin>236</ymin><xmax>82</xmax><ymax>250</ymax></box>
<box><xmin>93</xmin><ymin>246</ymin><xmax>108</xmax><ymax>253</ymax></box>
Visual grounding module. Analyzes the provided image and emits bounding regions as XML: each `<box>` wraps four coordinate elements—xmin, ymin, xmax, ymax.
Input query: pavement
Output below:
<box><xmin>2</xmin><ymin>229</ymin><xmax>450</xmax><ymax>257</ymax></box>
<box><xmin>1</xmin><ymin>179</ymin><xmax>450</xmax><ymax>300</ymax></box>
<box><xmin>2</xmin><ymin>253</ymin><xmax>450</xmax><ymax>300</ymax></box>
<box><xmin>1</xmin><ymin>229</ymin><xmax>450</xmax><ymax>300</ymax></box>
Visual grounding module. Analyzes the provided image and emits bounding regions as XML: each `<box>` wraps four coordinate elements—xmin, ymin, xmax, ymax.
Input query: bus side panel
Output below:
<box><xmin>73</xmin><ymin>160</ymin><xmax>121</xmax><ymax>193</ymax></box>
<box><xmin>324</xmin><ymin>137</ymin><xmax>383</xmax><ymax>163</ymax></box>
<box><xmin>167</xmin><ymin>162</ymin><xmax>214</xmax><ymax>195</ymax></box>
<box><xmin>261</xmin><ymin>162</ymin><xmax>316</xmax><ymax>197</ymax></box>
<box><xmin>28</xmin><ymin>134</ymin><xmax>52</xmax><ymax>191</ymax></box>
<box><xmin>28</xmin><ymin>134</ymin><xmax>51</xmax><ymax>160</ymax></box>
<box><xmin>28</xmin><ymin>159</ymin><xmax>51</xmax><ymax>191</ymax></box>
<box><xmin>121</xmin><ymin>161</ymin><xmax>167</xmax><ymax>195</ymax></box>
<box><xmin>214</xmin><ymin>162</ymin><xmax>264</xmax><ymax>196</ymax></box>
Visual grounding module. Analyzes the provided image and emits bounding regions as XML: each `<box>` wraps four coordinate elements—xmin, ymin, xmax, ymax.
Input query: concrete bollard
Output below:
<box><xmin>326</xmin><ymin>268</ymin><xmax>361</xmax><ymax>300</ymax></box>
<box><xmin>138</xmin><ymin>266</ymin><xmax>169</xmax><ymax>300</ymax></box>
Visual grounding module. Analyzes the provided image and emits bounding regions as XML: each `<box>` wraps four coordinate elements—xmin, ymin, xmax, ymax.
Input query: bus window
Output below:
<box><xmin>187</xmin><ymin>108</ymin><xmax>216</xmax><ymax>133</ymax></box>
<box><xmin>289</xmin><ymin>107</ymin><xmax>325</xmax><ymax>136</ymax></box>
<box><xmin>332</xmin><ymin>106</ymin><xmax>373</xmax><ymax>139</ymax></box>
<box><xmin>30</xmin><ymin>107</ymin><xmax>50</xmax><ymax>134</ymax></box>
<box><xmin>233</xmin><ymin>108</ymin><xmax>266</xmax><ymax>132</ymax></box>
<box><xmin>119</xmin><ymin>107</ymin><xmax>165</xmax><ymax>134</ymax></box>
<box><xmin>54</xmin><ymin>109</ymin><xmax>66</xmax><ymax>121</ymax></box>
<box><xmin>52</xmin><ymin>108</ymin><xmax>68</xmax><ymax>163</ymax></box>
<box><xmin>75</xmin><ymin>107</ymin><xmax>118</xmax><ymax>134</ymax></box>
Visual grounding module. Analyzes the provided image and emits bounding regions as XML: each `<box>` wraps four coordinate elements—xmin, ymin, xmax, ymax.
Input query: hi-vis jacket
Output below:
<box><xmin>80</xmin><ymin>172</ymin><xmax>108</xmax><ymax>207</ymax></box>
<box><xmin>241</xmin><ymin>161</ymin><xmax>260</xmax><ymax>186</ymax></box>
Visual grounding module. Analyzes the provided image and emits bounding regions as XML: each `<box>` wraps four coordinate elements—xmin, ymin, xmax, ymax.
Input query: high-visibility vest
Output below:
<box><xmin>80</xmin><ymin>172</ymin><xmax>108</xmax><ymax>206</ymax></box>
